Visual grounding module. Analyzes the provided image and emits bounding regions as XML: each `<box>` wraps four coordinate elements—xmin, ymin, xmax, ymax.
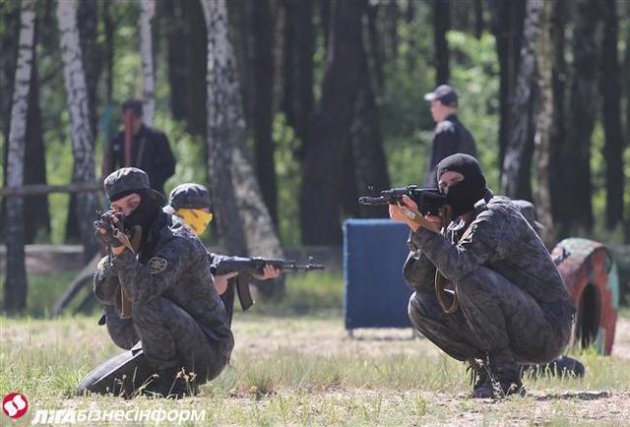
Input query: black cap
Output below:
<box><xmin>121</xmin><ymin>99</ymin><xmax>143</xmax><ymax>117</ymax></box>
<box><xmin>164</xmin><ymin>183</ymin><xmax>212</xmax><ymax>214</ymax></box>
<box><xmin>424</xmin><ymin>84</ymin><xmax>458</xmax><ymax>106</ymax></box>
<box><xmin>104</xmin><ymin>167</ymin><xmax>164</xmax><ymax>203</ymax></box>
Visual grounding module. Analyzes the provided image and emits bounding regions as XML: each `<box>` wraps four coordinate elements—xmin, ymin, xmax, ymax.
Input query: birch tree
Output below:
<box><xmin>201</xmin><ymin>0</ymin><xmax>285</xmax><ymax>300</ymax></box>
<box><xmin>4</xmin><ymin>0</ymin><xmax>36</xmax><ymax>312</ymax></box>
<box><xmin>138</xmin><ymin>0</ymin><xmax>155</xmax><ymax>126</ymax></box>
<box><xmin>500</xmin><ymin>0</ymin><xmax>542</xmax><ymax>199</ymax></box>
<box><xmin>57</xmin><ymin>0</ymin><xmax>98</xmax><ymax>262</ymax></box>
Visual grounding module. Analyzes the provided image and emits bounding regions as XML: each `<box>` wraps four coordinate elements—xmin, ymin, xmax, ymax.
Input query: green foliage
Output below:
<box><xmin>4</xmin><ymin>0</ymin><xmax>625</xmax><ymax>249</ymax></box>
<box><xmin>27</xmin><ymin>272</ymin><xmax>82</xmax><ymax>318</ymax></box>
<box><xmin>447</xmin><ymin>31</ymin><xmax>501</xmax><ymax>191</ymax></box>
<box><xmin>272</xmin><ymin>114</ymin><xmax>302</xmax><ymax>245</ymax></box>
<box><xmin>380</xmin><ymin>28</ymin><xmax>500</xmax><ymax>190</ymax></box>
<box><xmin>155</xmin><ymin>116</ymin><xmax>207</xmax><ymax>194</ymax></box>
<box><xmin>380</xmin><ymin>4</ymin><xmax>435</xmax><ymax>141</ymax></box>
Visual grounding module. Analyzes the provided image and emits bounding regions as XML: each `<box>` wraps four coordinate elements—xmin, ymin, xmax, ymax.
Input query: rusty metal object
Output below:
<box><xmin>552</xmin><ymin>238</ymin><xmax>619</xmax><ymax>355</ymax></box>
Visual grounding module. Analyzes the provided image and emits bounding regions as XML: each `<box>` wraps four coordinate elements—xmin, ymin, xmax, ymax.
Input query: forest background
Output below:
<box><xmin>2</xmin><ymin>0</ymin><xmax>630</xmax><ymax>311</ymax></box>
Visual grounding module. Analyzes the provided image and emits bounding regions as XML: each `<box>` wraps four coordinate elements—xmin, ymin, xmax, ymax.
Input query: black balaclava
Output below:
<box><xmin>436</xmin><ymin>154</ymin><xmax>486</xmax><ymax>216</ymax></box>
<box><xmin>125</xmin><ymin>188</ymin><xmax>161</xmax><ymax>241</ymax></box>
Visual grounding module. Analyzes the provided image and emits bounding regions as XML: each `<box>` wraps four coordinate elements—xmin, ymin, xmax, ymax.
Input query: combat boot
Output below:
<box><xmin>142</xmin><ymin>367</ymin><xmax>199</xmax><ymax>399</ymax></box>
<box><xmin>468</xmin><ymin>361</ymin><xmax>493</xmax><ymax>399</ymax></box>
<box><xmin>495</xmin><ymin>366</ymin><xmax>526</xmax><ymax>398</ymax></box>
<box><xmin>534</xmin><ymin>355</ymin><xmax>585</xmax><ymax>378</ymax></box>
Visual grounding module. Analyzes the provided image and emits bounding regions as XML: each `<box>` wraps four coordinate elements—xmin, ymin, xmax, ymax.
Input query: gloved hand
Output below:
<box><xmin>94</xmin><ymin>210</ymin><xmax>127</xmax><ymax>249</ymax></box>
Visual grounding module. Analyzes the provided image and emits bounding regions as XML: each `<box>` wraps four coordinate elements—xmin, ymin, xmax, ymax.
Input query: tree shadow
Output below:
<box><xmin>534</xmin><ymin>391</ymin><xmax>612</xmax><ymax>401</ymax></box>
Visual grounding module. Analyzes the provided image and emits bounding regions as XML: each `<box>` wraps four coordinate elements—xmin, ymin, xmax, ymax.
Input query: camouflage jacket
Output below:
<box><xmin>94</xmin><ymin>213</ymin><xmax>234</xmax><ymax>358</ymax></box>
<box><xmin>403</xmin><ymin>196</ymin><xmax>575</xmax><ymax>316</ymax></box>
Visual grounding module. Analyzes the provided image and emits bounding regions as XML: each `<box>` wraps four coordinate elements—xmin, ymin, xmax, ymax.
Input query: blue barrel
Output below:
<box><xmin>343</xmin><ymin>219</ymin><xmax>413</xmax><ymax>330</ymax></box>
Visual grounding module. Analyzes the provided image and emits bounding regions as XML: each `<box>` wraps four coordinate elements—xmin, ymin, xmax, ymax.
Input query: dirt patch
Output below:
<box><xmin>234</xmin><ymin>314</ymin><xmax>630</xmax><ymax>359</ymax></box>
<box><xmin>612</xmin><ymin>316</ymin><xmax>630</xmax><ymax>358</ymax></box>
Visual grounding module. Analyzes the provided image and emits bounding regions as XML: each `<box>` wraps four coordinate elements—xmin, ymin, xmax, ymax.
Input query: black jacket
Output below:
<box><xmin>106</xmin><ymin>125</ymin><xmax>176</xmax><ymax>194</ymax></box>
<box><xmin>423</xmin><ymin>114</ymin><xmax>477</xmax><ymax>187</ymax></box>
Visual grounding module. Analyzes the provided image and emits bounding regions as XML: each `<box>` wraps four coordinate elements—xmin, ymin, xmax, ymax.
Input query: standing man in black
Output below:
<box><xmin>423</xmin><ymin>85</ymin><xmax>477</xmax><ymax>187</ymax></box>
<box><xmin>104</xmin><ymin>99</ymin><xmax>176</xmax><ymax>195</ymax></box>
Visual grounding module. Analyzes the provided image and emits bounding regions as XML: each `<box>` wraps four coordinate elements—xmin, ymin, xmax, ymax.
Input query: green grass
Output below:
<box><xmin>2</xmin><ymin>271</ymin><xmax>630</xmax><ymax>425</ymax></box>
<box><xmin>2</xmin><ymin>312</ymin><xmax>630</xmax><ymax>426</ymax></box>
<box><xmin>1</xmin><ymin>268</ymin><xmax>343</xmax><ymax>318</ymax></box>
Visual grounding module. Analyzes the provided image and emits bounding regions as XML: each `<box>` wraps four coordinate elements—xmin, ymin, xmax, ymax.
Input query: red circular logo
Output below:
<box><xmin>2</xmin><ymin>393</ymin><xmax>28</xmax><ymax>419</ymax></box>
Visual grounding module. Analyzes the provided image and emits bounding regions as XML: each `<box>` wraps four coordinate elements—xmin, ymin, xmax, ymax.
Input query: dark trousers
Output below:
<box><xmin>78</xmin><ymin>297</ymin><xmax>228</xmax><ymax>397</ymax></box>
<box><xmin>408</xmin><ymin>267</ymin><xmax>571</xmax><ymax>368</ymax></box>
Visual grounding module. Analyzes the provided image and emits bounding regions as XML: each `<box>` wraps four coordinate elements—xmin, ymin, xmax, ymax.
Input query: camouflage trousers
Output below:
<box><xmin>77</xmin><ymin>297</ymin><xmax>229</xmax><ymax>397</ymax></box>
<box><xmin>408</xmin><ymin>266</ymin><xmax>572</xmax><ymax>368</ymax></box>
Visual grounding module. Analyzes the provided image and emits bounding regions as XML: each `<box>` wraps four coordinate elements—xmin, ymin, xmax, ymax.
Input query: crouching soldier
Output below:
<box><xmin>390</xmin><ymin>154</ymin><xmax>575</xmax><ymax>398</ymax></box>
<box><xmin>77</xmin><ymin>168</ymin><xmax>233</xmax><ymax>398</ymax></box>
<box><xmin>163</xmin><ymin>183</ymin><xmax>280</xmax><ymax>321</ymax></box>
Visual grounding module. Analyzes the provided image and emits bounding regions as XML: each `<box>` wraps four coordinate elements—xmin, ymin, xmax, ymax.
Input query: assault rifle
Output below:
<box><xmin>358</xmin><ymin>185</ymin><xmax>447</xmax><ymax>216</ymax></box>
<box><xmin>93</xmin><ymin>210</ymin><xmax>142</xmax><ymax>319</ymax></box>
<box><xmin>210</xmin><ymin>256</ymin><xmax>325</xmax><ymax>277</ymax></box>
<box><xmin>211</xmin><ymin>256</ymin><xmax>325</xmax><ymax>324</ymax></box>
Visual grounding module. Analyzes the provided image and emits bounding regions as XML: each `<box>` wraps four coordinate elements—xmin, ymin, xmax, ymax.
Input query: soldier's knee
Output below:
<box><xmin>205</xmin><ymin>357</ymin><xmax>230</xmax><ymax>382</ymax></box>
<box><xmin>407</xmin><ymin>292</ymin><xmax>434</xmax><ymax>329</ymax></box>
<box><xmin>455</xmin><ymin>267</ymin><xmax>496</xmax><ymax>300</ymax></box>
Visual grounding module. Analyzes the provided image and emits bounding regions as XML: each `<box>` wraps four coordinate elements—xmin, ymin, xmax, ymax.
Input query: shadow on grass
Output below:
<box><xmin>534</xmin><ymin>391</ymin><xmax>612</xmax><ymax>401</ymax></box>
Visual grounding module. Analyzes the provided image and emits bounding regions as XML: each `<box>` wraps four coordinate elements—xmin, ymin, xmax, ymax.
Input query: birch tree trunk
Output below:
<box><xmin>4</xmin><ymin>0</ymin><xmax>35</xmax><ymax>312</ymax></box>
<box><xmin>501</xmin><ymin>0</ymin><xmax>542</xmax><ymax>199</ymax></box>
<box><xmin>57</xmin><ymin>0</ymin><xmax>98</xmax><ymax>262</ymax></box>
<box><xmin>202</xmin><ymin>0</ymin><xmax>285</xmax><ymax>300</ymax></box>
<box><xmin>533</xmin><ymin>0</ymin><xmax>555</xmax><ymax>249</ymax></box>
<box><xmin>139</xmin><ymin>0</ymin><xmax>155</xmax><ymax>126</ymax></box>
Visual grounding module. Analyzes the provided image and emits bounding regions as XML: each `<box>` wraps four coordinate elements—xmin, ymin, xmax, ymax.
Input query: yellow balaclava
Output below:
<box><xmin>176</xmin><ymin>208</ymin><xmax>213</xmax><ymax>236</ymax></box>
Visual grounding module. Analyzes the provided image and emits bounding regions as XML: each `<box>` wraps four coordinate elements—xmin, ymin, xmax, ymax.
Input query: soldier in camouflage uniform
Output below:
<box><xmin>77</xmin><ymin>168</ymin><xmax>233</xmax><ymax>398</ymax></box>
<box><xmin>390</xmin><ymin>154</ymin><xmax>575</xmax><ymax>398</ymax></box>
<box><xmin>97</xmin><ymin>183</ymin><xmax>279</xmax><ymax>352</ymax></box>
<box><xmin>163</xmin><ymin>183</ymin><xmax>279</xmax><ymax>306</ymax></box>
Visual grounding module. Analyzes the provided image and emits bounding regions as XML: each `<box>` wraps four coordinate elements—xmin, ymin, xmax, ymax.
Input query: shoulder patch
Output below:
<box><xmin>148</xmin><ymin>256</ymin><xmax>168</xmax><ymax>274</ymax></box>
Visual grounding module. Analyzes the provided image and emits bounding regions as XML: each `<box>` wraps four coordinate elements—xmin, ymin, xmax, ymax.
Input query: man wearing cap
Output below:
<box><xmin>77</xmin><ymin>168</ymin><xmax>233</xmax><ymax>398</ymax></box>
<box><xmin>423</xmin><ymin>85</ymin><xmax>477</xmax><ymax>187</ymax></box>
<box><xmin>164</xmin><ymin>183</ymin><xmax>279</xmax><ymax>319</ymax></box>
<box><xmin>389</xmin><ymin>154</ymin><xmax>575</xmax><ymax>398</ymax></box>
<box><xmin>103</xmin><ymin>99</ymin><xmax>176</xmax><ymax>194</ymax></box>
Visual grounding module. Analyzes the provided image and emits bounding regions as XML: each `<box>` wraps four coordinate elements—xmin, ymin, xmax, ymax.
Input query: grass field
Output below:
<box><xmin>2</xmin><ymin>271</ymin><xmax>630</xmax><ymax>426</ymax></box>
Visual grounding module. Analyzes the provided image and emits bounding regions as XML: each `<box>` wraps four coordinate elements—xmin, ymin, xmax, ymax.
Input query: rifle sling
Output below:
<box><xmin>433</xmin><ymin>205</ymin><xmax>460</xmax><ymax>314</ymax></box>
